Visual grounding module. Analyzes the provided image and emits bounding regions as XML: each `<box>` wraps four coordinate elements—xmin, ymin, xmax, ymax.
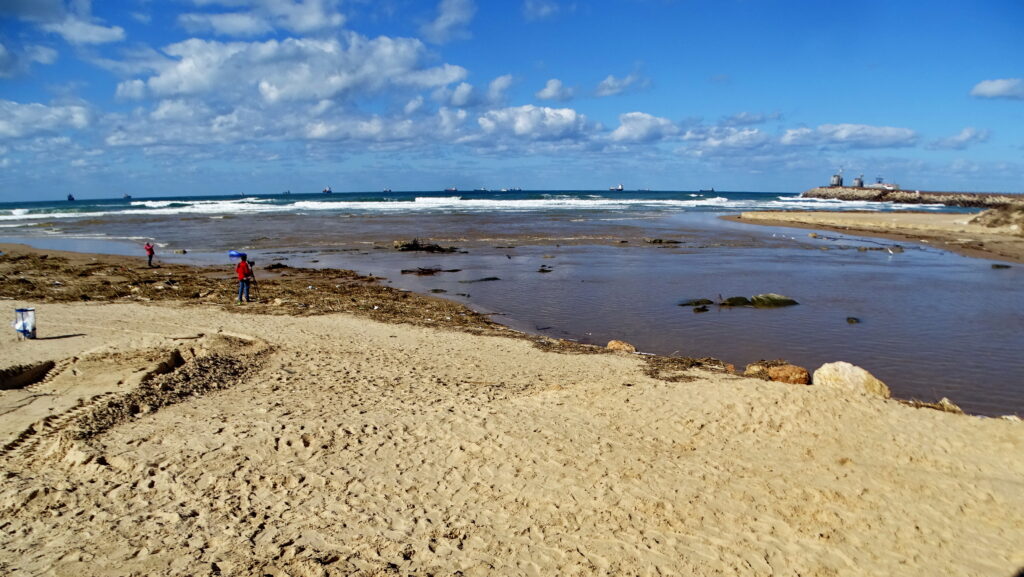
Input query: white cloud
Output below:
<box><xmin>404</xmin><ymin>96</ymin><xmax>424</xmax><ymax>115</ymax></box>
<box><xmin>0</xmin><ymin>100</ymin><xmax>90</xmax><ymax>139</ymax></box>
<box><xmin>781</xmin><ymin>123</ymin><xmax>917</xmax><ymax>148</ymax></box>
<box><xmin>478</xmin><ymin>104</ymin><xmax>588</xmax><ymax>141</ymax></box>
<box><xmin>137</xmin><ymin>34</ymin><xmax>466</xmax><ymax>103</ymax></box>
<box><xmin>179</xmin><ymin>12</ymin><xmax>274</xmax><ymax>36</ymax></box>
<box><xmin>721</xmin><ymin>111</ymin><xmax>778</xmax><ymax>127</ymax></box>
<box><xmin>610</xmin><ymin>112</ymin><xmax>678</xmax><ymax>143</ymax></box>
<box><xmin>0</xmin><ymin>43</ymin><xmax>56</xmax><ymax>78</ymax></box>
<box><xmin>523</xmin><ymin>0</ymin><xmax>561</xmax><ymax>20</ymax></box>
<box><xmin>536</xmin><ymin>78</ymin><xmax>573</xmax><ymax>101</ymax></box>
<box><xmin>305</xmin><ymin>115</ymin><xmax>415</xmax><ymax>141</ymax></box>
<box><xmin>970</xmin><ymin>78</ymin><xmax>1024</xmax><ymax>100</ymax></box>
<box><xmin>487</xmin><ymin>74</ymin><xmax>513</xmax><ymax>103</ymax></box>
<box><xmin>42</xmin><ymin>17</ymin><xmax>125</xmax><ymax>45</ymax></box>
<box><xmin>178</xmin><ymin>0</ymin><xmax>345</xmax><ymax>36</ymax></box>
<box><xmin>449</xmin><ymin>82</ymin><xmax>474</xmax><ymax>107</ymax></box>
<box><xmin>930</xmin><ymin>127</ymin><xmax>991</xmax><ymax>150</ymax></box>
<box><xmin>684</xmin><ymin>127</ymin><xmax>769</xmax><ymax>152</ymax></box>
<box><xmin>595</xmin><ymin>73</ymin><xmax>645</xmax><ymax>97</ymax></box>
<box><xmin>438</xmin><ymin>107</ymin><xmax>468</xmax><ymax>135</ymax></box>
<box><xmin>116</xmin><ymin>79</ymin><xmax>147</xmax><ymax>100</ymax></box>
<box><xmin>421</xmin><ymin>0</ymin><xmax>476</xmax><ymax>44</ymax></box>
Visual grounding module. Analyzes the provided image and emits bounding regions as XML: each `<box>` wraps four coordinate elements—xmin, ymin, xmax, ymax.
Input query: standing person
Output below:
<box><xmin>144</xmin><ymin>242</ymin><xmax>155</xmax><ymax>267</ymax></box>
<box><xmin>235</xmin><ymin>253</ymin><xmax>254</xmax><ymax>304</ymax></box>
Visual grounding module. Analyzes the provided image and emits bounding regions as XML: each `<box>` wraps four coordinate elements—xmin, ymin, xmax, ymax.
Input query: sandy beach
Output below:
<box><xmin>1</xmin><ymin>245</ymin><xmax>1023</xmax><ymax>576</ymax></box>
<box><xmin>729</xmin><ymin>210</ymin><xmax>1024</xmax><ymax>264</ymax></box>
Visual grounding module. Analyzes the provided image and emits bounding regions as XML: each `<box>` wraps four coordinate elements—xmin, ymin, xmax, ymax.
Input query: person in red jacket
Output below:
<box><xmin>235</xmin><ymin>254</ymin><xmax>254</xmax><ymax>304</ymax></box>
<box><xmin>144</xmin><ymin>242</ymin><xmax>155</xmax><ymax>267</ymax></box>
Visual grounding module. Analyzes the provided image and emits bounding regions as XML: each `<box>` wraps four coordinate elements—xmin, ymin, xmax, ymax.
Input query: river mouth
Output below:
<box><xmin>3</xmin><ymin>208</ymin><xmax>1021</xmax><ymax>417</ymax></box>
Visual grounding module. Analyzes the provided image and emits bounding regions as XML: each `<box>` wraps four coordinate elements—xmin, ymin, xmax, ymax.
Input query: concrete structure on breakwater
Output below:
<box><xmin>804</xmin><ymin>173</ymin><xmax>1023</xmax><ymax>208</ymax></box>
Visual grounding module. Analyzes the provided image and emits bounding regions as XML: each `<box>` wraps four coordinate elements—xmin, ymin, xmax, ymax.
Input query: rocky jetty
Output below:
<box><xmin>802</xmin><ymin>186</ymin><xmax>1024</xmax><ymax>208</ymax></box>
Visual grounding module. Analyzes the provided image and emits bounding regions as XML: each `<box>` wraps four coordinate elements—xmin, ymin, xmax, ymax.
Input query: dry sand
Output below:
<box><xmin>1</xmin><ymin>297</ymin><xmax>1022</xmax><ymax>576</ymax></box>
<box><xmin>729</xmin><ymin>211</ymin><xmax>1024</xmax><ymax>264</ymax></box>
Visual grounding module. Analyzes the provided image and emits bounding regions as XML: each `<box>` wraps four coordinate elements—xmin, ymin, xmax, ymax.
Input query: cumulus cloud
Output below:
<box><xmin>0</xmin><ymin>42</ymin><xmax>58</xmax><ymax>78</ymax></box>
<box><xmin>449</xmin><ymin>82</ymin><xmax>474</xmax><ymax>107</ymax></box>
<box><xmin>970</xmin><ymin>78</ymin><xmax>1024</xmax><ymax>100</ymax></box>
<box><xmin>478</xmin><ymin>104</ymin><xmax>588</xmax><ymax>141</ymax></box>
<box><xmin>683</xmin><ymin>126</ymin><xmax>770</xmax><ymax>154</ymax></box>
<box><xmin>720</xmin><ymin>111</ymin><xmax>779</xmax><ymax>127</ymax></box>
<box><xmin>781</xmin><ymin>123</ymin><xmax>917</xmax><ymax>148</ymax></box>
<box><xmin>178</xmin><ymin>0</ymin><xmax>345</xmax><ymax>36</ymax></box>
<box><xmin>522</xmin><ymin>0</ymin><xmax>561</xmax><ymax>21</ymax></box>
<box><xmin>133</xmin><ymin>34</ymin><xmax>466</xmax><ymax>104</ymax></box>
<box><xmin>404</xmin><ymin>96</ymin><xmax>424</xmax><ymax>115</ymax></box>
<box><xmin>43</xmin><ymin>17</ymin><xmax>125</xmax><ymax>45</ymax></box>
<box><xmin>536</xmin><ymin>78</ymin><xmax>573</xmax><ymax>101</ymax></box>
<box><xmin>421</xmin><ymin>0</ymin><xmax>476</xmax><ymax>44</ymax></box>
<box><xmin>0</xmin><ymin>100</ymin><xmax>90</xmax><ymax>139</ymax></box>
<box><xmin>929</xmin><ymin>127</ymin><xmax>991</xmax><ymax>150</ymax></box>
<box><xmin>179</xmin><ymin>12</ymin><xmax>274</xmax><ymax>36</ymax></box>
<box><xmin>595</xmin><ymin>73</ymin><xmax>646</xmax><ymax>97</ymax></box>
<box><xmin>487</xmin><ymin>74</ymin><xmax>513</xmax><ymax>103</ymax></box>
<box><xmin>1</xmin><ymin>0</ymin><xmax>123</xmax><ymax>45</ymax></box>
<box><xmin>438</xmin><ymin>107</ymin><xmax>468</xmax><ymax>135</ymax></box>
<box><xmin>115</xmin><ymin>79</ymin><xmax>147</xmax><ymax>100</ymax></box>
<box><xmin>610</xmin><ymin>112</ymin><xmax>678</xmax><ymax>143</ymax></box>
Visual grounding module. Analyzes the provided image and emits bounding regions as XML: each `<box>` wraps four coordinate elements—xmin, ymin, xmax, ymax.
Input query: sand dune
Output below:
<box><xmin>1</xmin><ymin>302</ymin><xmax>1022</xmax><ymax>576</ymax></box>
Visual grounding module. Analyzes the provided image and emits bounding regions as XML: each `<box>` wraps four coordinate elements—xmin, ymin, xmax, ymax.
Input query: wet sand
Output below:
<box><xmin>728</xmin><ymin>210</ymin><xmax>1024</xmax><ymax>264</ymax></box>
<box><xmin>1</xmin><ymin>245</ymin><xmax>1023</xmax><ymax>576</ymax></box>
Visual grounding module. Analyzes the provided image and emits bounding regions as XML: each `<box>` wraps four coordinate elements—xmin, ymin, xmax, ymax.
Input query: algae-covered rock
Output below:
<box><xmin>719</xmin><ymin>296</ymin><xmax>752</xmax><ymax>307</ymax></box>
<box><xmin>679</xmin><ymin>298</ymin><xmax>714</xmax><ymax>307</ymax></box>
<box><xmin>750</xmin><ymin>293</ymin><xmax>799</xmax><ymax>308</ymax></box>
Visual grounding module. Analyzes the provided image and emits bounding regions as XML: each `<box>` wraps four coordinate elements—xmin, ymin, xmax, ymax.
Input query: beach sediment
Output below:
<box><xmin>1</xmin><ymin>245</ymin><xmax>1022</xmax><ymax>576</ymax></box>
<box><xmin>728</xmin><ymin>210</ymin><xmax>1024</xmax><ymax>264</ymax></box>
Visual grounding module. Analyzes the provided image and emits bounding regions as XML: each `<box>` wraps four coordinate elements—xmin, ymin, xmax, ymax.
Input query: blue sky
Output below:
<box><xmin>0</xmin><ymin>0</ymin><xmax>1022</xmax><ymax>200</ymax></box>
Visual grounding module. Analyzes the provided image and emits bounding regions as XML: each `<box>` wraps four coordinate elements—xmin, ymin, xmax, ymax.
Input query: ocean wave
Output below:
<box><xmin>0</xmin><ymin>194</ymin><xmax>955</xmax><ymax>221</ymax></box>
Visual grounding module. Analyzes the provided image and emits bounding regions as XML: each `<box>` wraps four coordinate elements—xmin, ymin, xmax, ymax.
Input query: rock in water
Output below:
<box><xmin>606</xmin><ymin>340</ymin><xmax>637</xmax><ymax>353</ymax></box>
<box><xmin>719</xmin><ymin>296</ymin><xmax>752</xmax><ymax>307</ymax></box>
<box><xmin>812</xmin><ymin>362</ymin><xmax>891</xmax><ymax>399</ymax></box>
<box><xmin>846</xmin><ymin>317</ymin><xmax>861</xmax><ymax>324</ymax></box>
<box><xmin>750</xmin><ymin>293</ymin><xmax>799</xmax><ymax>308</ymax></box>
<box><xmin>679</xmin><ymin>298</ymin><xmax>714</xmax><ymax>307</ymax></box>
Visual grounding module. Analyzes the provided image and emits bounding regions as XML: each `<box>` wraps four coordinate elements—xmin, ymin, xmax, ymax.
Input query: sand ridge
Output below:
<box><xmin>1</xmin><ymin>302</ymin><xmax>1021</xmax><ymax>576</ymax></box>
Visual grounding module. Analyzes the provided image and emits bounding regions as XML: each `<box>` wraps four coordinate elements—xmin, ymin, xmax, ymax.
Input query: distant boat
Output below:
<box><xmin>383</xmin><ymin>188</ymin><xmax>392</xmax><ymax>193</ymax></box>
<box><xmin>122</xmin><ymin>193</ymin><xmax>132</xmax><ymax>200</ymax></box>
<box><xmin>699</xmin><ymin>188</ymin><xmax>715</xmax><ymax>193</ymax></box>
<box><xmin>444</xmin><ymin>187</ymin><xmax>458</xmax><ymax>192</ymax></box>
<box><xmin>473</xmin><ymin>188</ymin><xmax>488</xmax><ymax>192</ymax></box>
<box><xmin>67</xmin><ymin>194</ymin><xmax>75</xmax><ymax>201</ymax></box>
<box><xmin>610</xmin><ymin>184</ymin><xmax>624</xmax><ymax>191</ymax></box>
<box><xmin>282</xmin><ymin>190</ymin><xmax>291</xmax><ymax>195</ymax></box>
<box><xmin>322</xmin><ymin>186</ymin><xmax>332</xmax><ymax>194</ymax></box>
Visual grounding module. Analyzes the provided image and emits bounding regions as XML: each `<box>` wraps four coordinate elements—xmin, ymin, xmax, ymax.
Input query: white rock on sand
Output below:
<box><xmin>0</xmin><ymin>303</ymin><xmax>1022</xmax><ymax>576</ymax></box>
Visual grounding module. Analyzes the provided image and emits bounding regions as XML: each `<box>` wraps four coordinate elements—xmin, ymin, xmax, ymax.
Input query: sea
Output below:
<box><xmin>1</xmin><ymin>189</ymin><xmax>1021</xmax><ymax>417</ymax></box>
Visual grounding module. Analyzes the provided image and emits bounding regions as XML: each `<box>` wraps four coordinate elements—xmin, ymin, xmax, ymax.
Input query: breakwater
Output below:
<box><xmin>802</xmin><ymin>186</ymin><xmax>1023</xmax><ymax>208</ymax></box>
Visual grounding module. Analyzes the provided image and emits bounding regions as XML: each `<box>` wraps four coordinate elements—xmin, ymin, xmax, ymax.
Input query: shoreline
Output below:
<box><xmin>1</xmin><ymin>246</ymin><xmax>1022</xmax><ymax>575</ymax></box>
<box><xmin>725</xmin><ymin>210</ymin><xmax>1024</xmax><ymax>264</ymax></box>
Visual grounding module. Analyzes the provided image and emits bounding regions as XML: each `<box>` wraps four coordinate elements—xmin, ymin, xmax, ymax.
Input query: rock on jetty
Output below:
<box><xmin>802</xmin><ymin>186</ymin><xmax>1023</xmax><ymax>209</ymax></box>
